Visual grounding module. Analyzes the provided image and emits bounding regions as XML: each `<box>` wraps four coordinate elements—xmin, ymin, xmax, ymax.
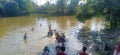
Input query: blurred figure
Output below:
<box><xmin>47</xmin><ymin>24</ymin><xmax>53</xmax><ymax>37</ymax></box>
<box><xmin>24</xmin><ymin>33</ymin><xmax>27</xmax><ymax>40</ymax></box>
<box><xmin>113</xmin><ymin>45</ymin><xmax>120</xmax><ymax>55</ymax></box>
<box><xmin>56</xmin><ymin>45</ymin><xmax>61</xmax><ymax>54</ymax></box>
<box><xmin>55</xmin><ymin>32</ymin><xmax>61</xmax><ymax>43</ymax></box>
<box><xmin>79</xmin><ymin>47</ymin><xmax>88</xmax><ymax>55</ymax></box>
<box><xmin>57</xmin><ymin>46</ymin><xmax>67</xmax><ymax>55</ymax></box>
<box><xmin>49</xmin><ymin>24</ymin><xmax>52</xmax><ymax>31</ymax></box>
<box><xmin>42</xmin><ymin>46</ymin><xmax>50</xmax><ymax>55</ymax></box>
<box><xmin>31</xmin><ymin>27</ymin><xmax>34</xmax><ymax>31</ymax></box>
<box><xmin>61</xmin><ymin>33</ymin><xmax>66</xmax><ymax>43</ymax></box>
<box><xmin>40</xmin><ymin>24</ymin><xmax>42</xmax><ymax>26</ymax></box>
<box><xmin>47</xmin><ymin>30</ymin><xmax>53</xmax><ymax>37</ymax></box>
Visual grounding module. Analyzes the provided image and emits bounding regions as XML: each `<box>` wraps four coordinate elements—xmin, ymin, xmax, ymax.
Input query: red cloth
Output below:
<box><xmin>57</xmin><ymin>52</ymin><xmax>67</xmax><ymax>55</ymax></box>
<box><xmin>80</xmin><ymin>51</ymin><xmax>88</xmax><ymax>55</ymax></box>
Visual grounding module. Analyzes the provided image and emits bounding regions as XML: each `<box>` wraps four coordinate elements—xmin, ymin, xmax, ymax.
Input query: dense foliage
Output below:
<box><xmin>0</xmin><ymin>0</ymin><xmax>37</xmax><ymax>17</ymax></box>
<box><xmin>38</xmin><ymin>0</ymin><xmax>79</xmax><ymax>16</ymax></box>
<box><xmin>76</xmin><ymin>0</ymin><xmax>120</xmax><ymax>29</ymax></box>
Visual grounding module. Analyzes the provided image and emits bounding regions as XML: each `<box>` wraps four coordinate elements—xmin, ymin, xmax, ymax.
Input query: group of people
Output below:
<box><xmin>42</xmin><ymin>24</ymin><xmax>89</xmax><ymax>55</ymax></box>
<box><xmin>42</xmin><ymin>24</ymin><xmax>67</xmax><ymax>55</ymax></box>
<box><xmin>51</xmin><ymin>24</ymin><xmax>67</xmax><ymax>55</ymax></box>
<box><xmin>23</xmin><ymin>24</ymin><xmax>120</xmax><ymax>55</ymax></box>
<box><xmin>42</xmin><ymin>45</ymin><xmax>89</xmax><ymax>55</ymax></box>
<box><xmin>55</xmin><ymin>32</ymin><xmax>67</xmax><ymax>55</ymax></box>
<box><xmin>23</xmin><ymin>24</ymin><xmax>89</xmax><ymax>55</ymax></box>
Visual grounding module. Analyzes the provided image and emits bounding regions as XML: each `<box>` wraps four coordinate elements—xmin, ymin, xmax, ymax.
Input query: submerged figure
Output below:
<box><xmin>24</xmin><ymin>33</ymin><xmax>27</xmax><ymax>40</ymax></box>
<box><xmin>42</xmin><ymin>46</ymin><xmax>50</xmax><ymax>55</ymax></box>
<box><xmin>79</xmin><ymin>47</ymin><xmax>89</xmax><ymax>55</ymax></box>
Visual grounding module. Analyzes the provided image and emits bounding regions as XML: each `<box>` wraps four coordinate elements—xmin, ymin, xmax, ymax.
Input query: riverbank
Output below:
<box><xmin>76</xmin><ymin>26</ymin><xmax>120</xmax><ymax>55</ymax></box>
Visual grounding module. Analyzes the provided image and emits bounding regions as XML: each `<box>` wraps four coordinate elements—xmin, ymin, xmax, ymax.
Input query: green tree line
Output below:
<box><xmin>0</xmin><ymin>0</ymin><xmax>120</xmax><ymax>29</ymax></box>
<box><xmin>0</xmin><ymin>0</ymin><xmax>37</xmax><ymax>17</ymax></box>
<box><xmin>38</xmin><ymin>0</ymin><xmax>120</xmax><ymax>29</ymax></box>
<box><xmin>0</xmin><ymin>0</ymin><xmax>80</xmax><ymax>16</ymax></box>
<box><xmin>76</xmin><ymin>0</ymin><xmax>120</xmax><ymax>29</ymax></box>
<box><xmin>38</xmin><ymin>0</ymin><xmax>79</xmax><ymax>16</ymax></box>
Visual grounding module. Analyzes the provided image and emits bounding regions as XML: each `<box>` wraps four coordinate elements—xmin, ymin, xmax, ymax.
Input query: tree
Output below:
<box><xmin>4</xmin><ymin>2</ymin><xmax>20</xmax><ymax>16</ymax></box>
<box><xmin>56</xmin><ymin>0</ymin><xmax>67</xmax><ymax>15</ymax></box>
<box><xmin>76</xmin><ymin>0</ymin><xmax>120</xmax><ymax>29</ymax></box>
<box><xmin>68</xmin><ymin>0</ymin><xmax>79</xmax><ymax>15</ymax></box>
<box><xmin>14</xmin><ymin>0</ymin><xmax>36</xmax><ymax>14</ymax></box>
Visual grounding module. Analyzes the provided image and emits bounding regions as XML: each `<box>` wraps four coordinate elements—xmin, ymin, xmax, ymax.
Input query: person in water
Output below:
<box><xmin>113</xmin><ymin>44</ymin><xmax>120</xmax><ymax>55</ymax></box>
<box><xmin>55</xmin><ymin>32</ymin><xmax>61</xmax><ymax>43</ymax></box>
<box><xmin>47</xmin><ymin>30</ymin><xmax>53</xmax><ymax>37</ymax></box>
<box><xmin>24</xmin><ymin>33</ymin><xmax>27</xmax><ymax>40</ymax></box>
<box><xmin>40</xmin><ymin>24</ymin><xmax>42</xmax><ymax>26</ymax></box>
<box><xmin>61</xmin><ymin>33</ymin><xmax>66</xmax><ymax>43</ymax></box>
<box><xmin>31</xmin><ymin>27</ymin><xmax>34</xmax><ymax>31</ymax></box>
<box><xmin>42</xmin><ymin>46</ymin><xmax>50</xmax><ymax>55</ymax></box>
<box><xmin>80</xmin><ymin>46</ymin><xmax>88</xmax><ymax>55</ymax></box>
<box><xmin>56</xmin><ymin>44</ymin><xmax>61</xmax><ymax>54</ymax></box>
<box><xmin>57</xmin><ymin>46</ymin><xmax>67</xmax><ymax>55</ymax></box>
<box><xmin>47</xmin><ymin>24</ymin><xmax>53</xmax><ymax>37</ymax></box>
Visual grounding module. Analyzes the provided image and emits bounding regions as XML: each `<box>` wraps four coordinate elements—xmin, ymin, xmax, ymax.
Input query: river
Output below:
<box><xmin>0</xmin><ymin>15</ymin><xmax>105</xmax><ymax>55</ymax></box>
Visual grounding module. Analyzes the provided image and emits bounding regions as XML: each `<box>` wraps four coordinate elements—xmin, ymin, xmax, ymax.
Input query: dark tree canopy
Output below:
<box><xmin>0</xmin><ymin>0</ymin><xmax>37</xmax><ymax>17</ymax></box>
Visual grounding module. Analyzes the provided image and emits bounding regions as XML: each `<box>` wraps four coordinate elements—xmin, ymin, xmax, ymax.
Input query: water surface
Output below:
<box><xmin>0</xmin><ymin>15</ymin><xmax>105</xmax><ymax>55</ymax></box>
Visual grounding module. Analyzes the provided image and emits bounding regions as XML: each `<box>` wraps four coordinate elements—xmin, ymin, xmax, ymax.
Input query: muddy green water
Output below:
<box><xmin>0</xmin><ymin>15</ymin><xmax>105</xmax><ymax>55</ymax></box>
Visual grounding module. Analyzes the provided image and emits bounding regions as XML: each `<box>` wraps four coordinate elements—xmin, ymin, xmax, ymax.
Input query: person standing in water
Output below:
<box><xmin>47</xmin><ymin>24</ymin><xmax>53</xmax><ymax>37</ymax></box>
<box><xmin>31</xmin><ymin>27</ymin><xmax>34</xmax><ymax>31</ymax></box>
<box><xmin>24</xmin><ymin>33</ymin><xmax>27</xmax><ymax>40</ymax></box>
<box><xmin>57</xmin><ymin>46</ymin><xmax>67</xmax><ymax>55</ymax></box>
<box><xmin>61</xmin><ymin>33</ymin><xmax>67</xmax><ymax>43</ymax></box>
<box><xmin>79</xmin><ymin>46</ymin><xmax>89</xmax><ymax>55</ymax></box>
<box><xmin>55</xmin><ymin>32</ymin><xmax>61</xmax><ymax>43</ymax></box>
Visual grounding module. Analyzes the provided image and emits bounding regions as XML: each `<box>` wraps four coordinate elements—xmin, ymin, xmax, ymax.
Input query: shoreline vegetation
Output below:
<box><xmin>0</xmin><ymin>0</ymin><xmax>120</xmax><ymax>29</ymax></box>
